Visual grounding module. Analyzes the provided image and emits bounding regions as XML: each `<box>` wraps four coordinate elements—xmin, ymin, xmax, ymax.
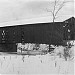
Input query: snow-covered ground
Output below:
<box><xmin>0</xmin><ymin>53</ymin><xmax>74</xmax><ymax>75</ymax></box>
<box><xmin>0</xmin><ymin>41</ymin><xmax>74</xmax><ymax>75</ymax></box>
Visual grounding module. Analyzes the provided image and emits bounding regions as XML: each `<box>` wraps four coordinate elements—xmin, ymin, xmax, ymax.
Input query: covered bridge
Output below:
<box><xmin>0</xmin><ymin>22</ymin><xmax>63</xmax><ymax>52</ymax></box>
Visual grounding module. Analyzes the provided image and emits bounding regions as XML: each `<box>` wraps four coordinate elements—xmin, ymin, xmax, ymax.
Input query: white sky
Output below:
<box><xmin>0</xmin><ymin>0</ymin><xmax>74</xmax><ymax>27</ymax></box>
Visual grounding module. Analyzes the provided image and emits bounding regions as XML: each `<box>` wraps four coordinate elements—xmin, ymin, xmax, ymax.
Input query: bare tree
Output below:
<box><xmin>45</xmin><ymin>0</ymin><xmax>70</xmax><ymax>52</ymax></box>
<box><xmin>46</xmin><ymin>0</ymin><xmax>69</xmax><ymax>22</ymax></box>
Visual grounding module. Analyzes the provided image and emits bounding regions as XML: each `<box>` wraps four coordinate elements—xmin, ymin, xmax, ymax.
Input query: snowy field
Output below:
<box><xmin>0</xmin><ymin>53</ymin><xmax>74</xmax><ymax>75</ymax></box>
<box><xmin>0</xmin><ymin>41</ymin><xmax>75</xmax><ymax>75</ymax></box>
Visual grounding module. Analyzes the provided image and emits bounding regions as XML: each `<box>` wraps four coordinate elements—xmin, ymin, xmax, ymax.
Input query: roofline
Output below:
<box><xmin>0</xmin><ymin>21</ymin><xmax>64</xmax><ymax>28</ymax></box>
<box><xmin>0</xmin><ymin>16</ymin><xmax>74</xmax><ymax>28</ymax></box>
<box><xmin>0</xmin><ymin>21</ymin><xmax>63</xmax><ymax>28</ymax></box>
<box><xmin>63</xmin><ymin>16</ymin><xmax>75</xmax><ymax>22</ymax></box>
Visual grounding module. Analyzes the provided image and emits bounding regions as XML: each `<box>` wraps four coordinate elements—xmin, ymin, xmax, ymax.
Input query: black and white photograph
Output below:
<box><xmin>0</xmin><ymin>0</ymin><xmax>75</xmax><ymax>75</ymax></box>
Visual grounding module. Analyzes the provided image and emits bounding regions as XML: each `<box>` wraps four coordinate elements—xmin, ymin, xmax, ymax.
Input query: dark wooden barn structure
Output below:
<box><xmin>0</xmin><ymin>22</ymin><xmax>63</xmax><ymax>52</ymax></box>
<box><xmin>63</xmin><ymin>17</ymin><xmax>75</xmax><ymax>40</ymax></box>
<box><xmin>0</xmin><ymin>17</ymin><xmax>74</xmax><ymax>52</ymax></box>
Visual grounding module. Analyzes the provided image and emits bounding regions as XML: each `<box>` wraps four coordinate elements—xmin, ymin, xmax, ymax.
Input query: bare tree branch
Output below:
<box><xmin>46</xmin><ymin>0</ymin><xmax>69</xmax><ymax>22</ymax></box>
<box><xmin>54</xmin><ymin>2</ymin><xmax>64</xmax><ymax>17</ymax></box>
<box><xmin>54</xmin><ymin>0</ymin><xmax>69</xmax><ymax>17</ymax></box>
<box><xmin>46</xmin><ymin>8</ymin><xmax>53</xmax><ymax>14</ymax></box>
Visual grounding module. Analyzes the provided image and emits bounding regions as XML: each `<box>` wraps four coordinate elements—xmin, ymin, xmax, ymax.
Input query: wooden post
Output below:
<box><xmin>49</xmin><ymin>44</ymin><xmax>50</xmax><ymax>52</ymax></box>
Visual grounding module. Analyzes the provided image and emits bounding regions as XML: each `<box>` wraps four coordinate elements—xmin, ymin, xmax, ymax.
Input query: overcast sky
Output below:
<box><xmin>0</xmin><ymin>0</ymin><xmax>74</xmax><ymax>27</ymax></box>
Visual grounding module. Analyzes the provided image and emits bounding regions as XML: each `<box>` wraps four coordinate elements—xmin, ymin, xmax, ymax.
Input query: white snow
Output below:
<box><xmin>0</xmin><ymin>52</ymin><xmax>74</xmax><ymax>75</ymax></box>
<box><xmin>0</xmin><ymin>42</ymin><xmax>74</xmax><ymax>75</ymax></box>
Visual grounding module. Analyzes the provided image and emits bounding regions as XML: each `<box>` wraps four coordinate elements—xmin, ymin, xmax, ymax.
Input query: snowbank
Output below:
<box><xmin>17</xmin><ymin>43</ymin><xmax>49</xmax><ymax>53</ymax></box>
<box><xmin>0</xmin><ymin>53</ymin><xmax>74</xmax><ymax>74</ymax></box>
<box><xmin>0</xmin><ymin>42</ymin><xmax>74</xmax><ymax>74</ymax></box>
